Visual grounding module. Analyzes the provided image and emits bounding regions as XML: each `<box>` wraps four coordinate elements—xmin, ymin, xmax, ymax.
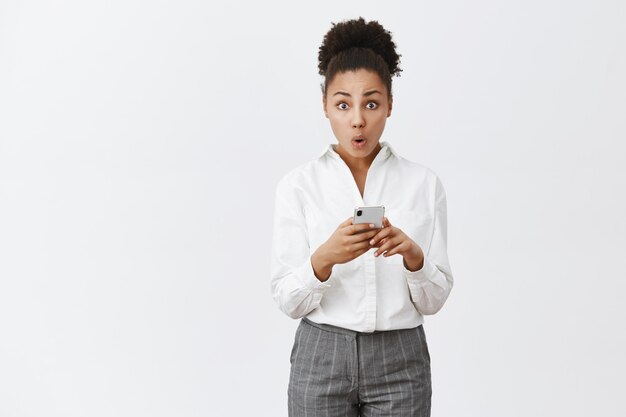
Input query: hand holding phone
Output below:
<box><xmin>311</xmin><ymin>210</ymin><xmax>384</xmax><ymax>280</ymax></box>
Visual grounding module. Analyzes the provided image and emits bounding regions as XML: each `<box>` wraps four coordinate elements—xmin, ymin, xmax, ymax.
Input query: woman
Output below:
<box><xmin>270</xmin><ymin>16</ymin><xmax>454</xmax><ymax>416</ymax></box>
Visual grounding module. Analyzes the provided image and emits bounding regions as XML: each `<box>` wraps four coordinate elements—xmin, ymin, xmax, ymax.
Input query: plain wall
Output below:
<box><xmin>1</xmin><ymin>0</ymin><xmax>625</xmax><ymax>416</ymax></box>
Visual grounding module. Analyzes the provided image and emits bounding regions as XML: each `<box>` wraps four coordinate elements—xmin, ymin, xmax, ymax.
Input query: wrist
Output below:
<box><xmin>311</xmin><ymin>247</ymin><xmax>334</xmax><ymax>282</ymax></box>
<box><xmin>403</xmin><ymin>243</ymin><xmax>424</xmax><ymax>272</ymax></box>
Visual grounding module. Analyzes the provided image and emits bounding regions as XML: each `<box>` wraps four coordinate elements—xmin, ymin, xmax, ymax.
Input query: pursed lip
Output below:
<box><xmin>352</xmin><ymin>134</ymin><xmax>366</xmax><ymax>141</ymax></box>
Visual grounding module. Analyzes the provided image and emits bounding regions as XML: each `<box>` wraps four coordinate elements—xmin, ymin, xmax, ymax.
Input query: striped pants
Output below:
<box><xmin>288</xmin><ymin>317</ymin><xmax>432</xmax><ymax>416</ymax></box>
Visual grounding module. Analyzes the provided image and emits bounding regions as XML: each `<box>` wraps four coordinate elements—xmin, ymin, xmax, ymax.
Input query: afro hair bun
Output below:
<box><xmin>318</xmin><ymin>16</ymin><xmax>402</xmax><ymax>77</ymax></box>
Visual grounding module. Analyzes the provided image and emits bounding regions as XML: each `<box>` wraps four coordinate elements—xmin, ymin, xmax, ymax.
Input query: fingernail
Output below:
<box><xmin>369</xmin><ymin>224</ymin><xmax>375</xmax><ymax>228</ymax></box>
<box><xmin>370</xmin><ymin>239</ymin><xmax>375</xmax><ymax>245</ymax></box>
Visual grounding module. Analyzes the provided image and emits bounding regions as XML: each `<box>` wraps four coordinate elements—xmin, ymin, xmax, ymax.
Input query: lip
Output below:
<box><xmin>351</xmin><ymin>137</ymin><xmax>367</xmax><ymax>149</ymax></box>
<box><xmin>352</xmin><ymin>134</ymin><xmax>366</xmax><ymax>141</ymax></box>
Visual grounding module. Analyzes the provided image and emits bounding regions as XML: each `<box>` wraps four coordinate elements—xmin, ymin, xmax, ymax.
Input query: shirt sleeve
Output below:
<box><xmin>404</xmin><ymin>175</ymin><xmax>454</xmax><ymax>315</ymax></box>
<box><xmin>269</xmin><ymin>175</ymin><xmax>333</xmax><ymax>319</ymax></box>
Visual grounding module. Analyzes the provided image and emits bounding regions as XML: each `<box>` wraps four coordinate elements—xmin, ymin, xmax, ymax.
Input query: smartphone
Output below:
<box><xmin>353</xmin><ymin>205</ymin><xmax>385</xmax><ymax>228</ymax></box>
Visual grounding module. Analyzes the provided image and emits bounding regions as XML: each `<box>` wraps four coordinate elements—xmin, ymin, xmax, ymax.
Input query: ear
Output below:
<box><xmin>322</xmin><ymin>95</ymin><xmax>328</xmax><ymax>118</ymax></box>
<box><xmin>387</xmin><ymin>95</ymin><xmax>393</xmax><ymax>118</ymax></box>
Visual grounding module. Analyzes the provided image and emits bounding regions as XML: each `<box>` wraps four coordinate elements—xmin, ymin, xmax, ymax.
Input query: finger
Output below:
<box><xmin>369</xmin><ymin>227</ymin><xmax>393</xmax><ymax>246</ymax></box>
<box><xmin>349</xmin><ymin>239</ymin><xmax>376</xmax><ymax>254</ymax></box>
<box><xmin>348</xmin><ymin>229</ymin><xmax>379</xmax><ymax>244</ymax></box>
<box><xmin>383</xmin><ymin>241</ymin><xmax>409</xmax><ymax>257</ymax></box>
<box><xmin>374</xmin><ymin>237</ymin><xmax>389</xmax><ymax>248</ymax></box>
<box><xmin>346</xmin><ymin>222</ymin><xmax>379</xmax><ymax>235</ymax></box>
<box><xmin>354</xmin><ymin>244</ymin><xmax>374</xmax><ymax>259</ymax></box>
<box><xmin>338</xmin><ymin>217</ymin><xmax>353</xmax><ymax>228</ymax></box>
<box><xmin>383</xmin><ymin>217</ymin><xmax>392</xmax><ymax>228</ymax></box>
<box><xmin>367</xmin><ymin>236</ymin><xmax>386</xmax><ymax>249</ymax></box>
<box><xmin>374</xmin><ymin>237</ymin><xmax>397</xmax><ymax>257</ymax></box>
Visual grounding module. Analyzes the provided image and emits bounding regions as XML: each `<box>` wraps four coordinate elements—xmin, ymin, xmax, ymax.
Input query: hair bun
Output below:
<box><xmin>318</xmin><ymin>16</ymin><xmax>402</xmax><ymax>77</ymax></box>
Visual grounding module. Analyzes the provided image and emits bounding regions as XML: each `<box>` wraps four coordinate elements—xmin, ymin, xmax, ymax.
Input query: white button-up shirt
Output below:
<box><xmin>269</xmin><ymin>141</ymin><xmax>454</xmax><ymax>332</ymax></box>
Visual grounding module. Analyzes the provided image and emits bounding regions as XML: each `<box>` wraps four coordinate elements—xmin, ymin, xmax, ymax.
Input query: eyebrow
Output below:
<box><xmin>332</xmin><ymin>89</ymin><xmax>383</xmax><ymax>97</ymax></box>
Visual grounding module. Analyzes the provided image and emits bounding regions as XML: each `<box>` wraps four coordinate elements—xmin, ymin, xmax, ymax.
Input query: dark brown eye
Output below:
<box><xmin>366</xmin><ymin>102</ymin><xmax>378</xmax><ymax>109</ymax></box>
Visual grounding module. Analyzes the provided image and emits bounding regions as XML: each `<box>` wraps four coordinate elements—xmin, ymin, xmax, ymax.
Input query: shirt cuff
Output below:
<box><xmin>404</xmin><ymin>254</ymin><xmax>438</xmax><ymax>287</ymax></box>
<box><xmin>296</xmin><ymin>256</ymin><xmax>333</xmax><ymax>292</ymax></box>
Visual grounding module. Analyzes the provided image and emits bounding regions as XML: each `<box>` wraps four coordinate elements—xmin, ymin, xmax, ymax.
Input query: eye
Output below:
<box><xmin>337</xmin><ymin>102</ymin><xmax>349</xmax><ymax>110</ymax></box>
<box><xmin>366</xmin><ymin>101</ymin><xmax>378</xmax><ymax>109</ymax></box>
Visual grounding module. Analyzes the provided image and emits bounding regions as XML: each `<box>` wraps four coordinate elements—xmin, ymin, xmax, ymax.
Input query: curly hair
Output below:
<box><xmin>318</xmin><ymin>16</ymin><xmax>402</xmax><ymax>97</ymax></box>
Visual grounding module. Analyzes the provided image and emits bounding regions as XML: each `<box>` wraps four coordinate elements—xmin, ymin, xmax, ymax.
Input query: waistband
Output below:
<box><xmin>302</xmin><ymin>316</ymin><xmax>421</xmax><ymax>337</ymax></box>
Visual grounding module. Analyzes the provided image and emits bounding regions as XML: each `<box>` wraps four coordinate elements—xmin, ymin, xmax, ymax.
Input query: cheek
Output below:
<box><xmin>366</xmin><ymin>114</ymin><xmax>387</xmax><ymax>132</ymax></box>
<box><xmin>328</xmin><ymin>114</ymin><xmax>349</xmax><ymax>131</ymax></box>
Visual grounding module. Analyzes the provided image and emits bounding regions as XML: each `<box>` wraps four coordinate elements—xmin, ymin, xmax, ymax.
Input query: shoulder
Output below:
<box><xmin>392</xmin><ymin>151</ymin><xmax>441</xmax><ymax>184</ymax></box>
<box><xmin>274</xmin><ymin>155</ymin><xmax>323</xmax><ymax>196</ymax></box>
<box><xmin>390</xmin><ymin>149</ymin><xmax>448</xmax><ymax>201</ymax></box>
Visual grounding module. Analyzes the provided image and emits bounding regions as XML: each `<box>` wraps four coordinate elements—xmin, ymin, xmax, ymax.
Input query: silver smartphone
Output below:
<box><xmin>353</xmin><ymin>205</ymin><xmax>385</xmax><ymax>228</ymax></box>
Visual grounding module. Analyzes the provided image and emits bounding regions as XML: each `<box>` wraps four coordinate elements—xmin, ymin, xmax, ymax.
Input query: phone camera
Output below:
<box><xmin>356</xmin><ymin>210</ymin><xmax>362</xmax><ymax>216</ymax></box>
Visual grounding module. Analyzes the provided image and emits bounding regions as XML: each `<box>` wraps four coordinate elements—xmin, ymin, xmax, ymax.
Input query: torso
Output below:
<box><xmin>334</xmin><ymin>143</ymin><xmax>381</xmax><ymax>199</ymax></box>
<box><xmin>351</xmin><ymin>170</ymin><xmax>367</xmax><ymax>198</ymax></box>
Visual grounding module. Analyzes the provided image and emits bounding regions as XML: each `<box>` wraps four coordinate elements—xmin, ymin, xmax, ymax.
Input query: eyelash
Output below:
<box><xmin>337</xmin><ymin>101</ymin><xmax>379</xmax><ymax>110</ymax></box>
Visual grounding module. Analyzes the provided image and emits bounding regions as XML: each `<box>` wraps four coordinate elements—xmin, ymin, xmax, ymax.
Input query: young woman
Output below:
<box><xmin>270</xmin><ymin>17</ymin><xmax>454</xmax><ymax>416</ymax></box>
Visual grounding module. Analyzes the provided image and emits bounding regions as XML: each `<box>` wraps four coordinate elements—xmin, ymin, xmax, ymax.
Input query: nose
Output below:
<box><xmin>351</xmin><ymin>108</ymin><xmax>365</xmax><ymax>129</ymax></box>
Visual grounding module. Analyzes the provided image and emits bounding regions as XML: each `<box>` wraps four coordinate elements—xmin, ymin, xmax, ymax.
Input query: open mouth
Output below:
<box><xmin>351</xmin><ymin>137</ymin><xmax>367</xmax><ymax>148</ymax></box>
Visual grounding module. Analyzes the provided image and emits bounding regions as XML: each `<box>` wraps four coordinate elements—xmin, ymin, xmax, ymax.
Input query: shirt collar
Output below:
<box><xmin>318</xmin><ymin>140</ymin><xmax>395</xmax><ymax>166</ymax></box>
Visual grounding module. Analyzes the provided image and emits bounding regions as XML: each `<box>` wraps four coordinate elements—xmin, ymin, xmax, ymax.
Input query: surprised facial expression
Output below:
<box><xmin>323</xmin><ymin>69</ymin><xmax>393</xmax><ymax>161</ymax></box>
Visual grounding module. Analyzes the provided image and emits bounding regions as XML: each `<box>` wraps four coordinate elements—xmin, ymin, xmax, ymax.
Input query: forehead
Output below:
<box><xmin>327</xmin><ymin>69</ymin><xmax>386</xmax><ymax>95</ymax></box>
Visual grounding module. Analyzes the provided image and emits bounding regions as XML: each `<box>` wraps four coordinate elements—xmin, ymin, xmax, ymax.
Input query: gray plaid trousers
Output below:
<box><xmin>288</xmin><ymin>317</ymin><xmax>432</xmax><ymax>416</ymax></box>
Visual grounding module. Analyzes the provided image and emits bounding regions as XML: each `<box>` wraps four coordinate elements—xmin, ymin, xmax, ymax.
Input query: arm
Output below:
<box><xmin>269</xmin><ymin>176</ymin><xmax>333</xmax><ymax>319</ymax></box>
<box><xmin>404</xmin><ymin>175</ymin><xmax>454</xmax><ymax>315</ymax></box>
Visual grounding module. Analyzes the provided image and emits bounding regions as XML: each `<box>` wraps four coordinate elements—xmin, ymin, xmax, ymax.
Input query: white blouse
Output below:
<box><xmin>269</xmin><ymin>141</ymin><xmax>454</xmax><ymax>332</ymax></box>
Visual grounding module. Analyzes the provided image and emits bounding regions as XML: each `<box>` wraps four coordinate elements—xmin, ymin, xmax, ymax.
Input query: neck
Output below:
<box><xmin>335</xmin><ymin>142</ymin><xmax>382</xmax><ymax>172</ymax></box>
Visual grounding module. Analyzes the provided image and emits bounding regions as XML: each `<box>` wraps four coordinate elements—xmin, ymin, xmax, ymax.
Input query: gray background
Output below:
<box><xmin>1</xmin><ymin>0</ymin><xmax>625</xmax><ymax>416</ymax></box>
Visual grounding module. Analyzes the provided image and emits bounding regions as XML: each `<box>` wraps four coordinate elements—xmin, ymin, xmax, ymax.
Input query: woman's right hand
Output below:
<box><xmin>311</xmin><ymin>217</ymin><xmax>381</xmax><ymax>281</ymax></box>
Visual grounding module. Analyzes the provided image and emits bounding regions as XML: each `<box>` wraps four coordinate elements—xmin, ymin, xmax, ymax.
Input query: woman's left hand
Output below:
<box><xmin>370</xmin><ymin>217</ymin><xmax>425</xmax><ymax>271</ymax></box>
